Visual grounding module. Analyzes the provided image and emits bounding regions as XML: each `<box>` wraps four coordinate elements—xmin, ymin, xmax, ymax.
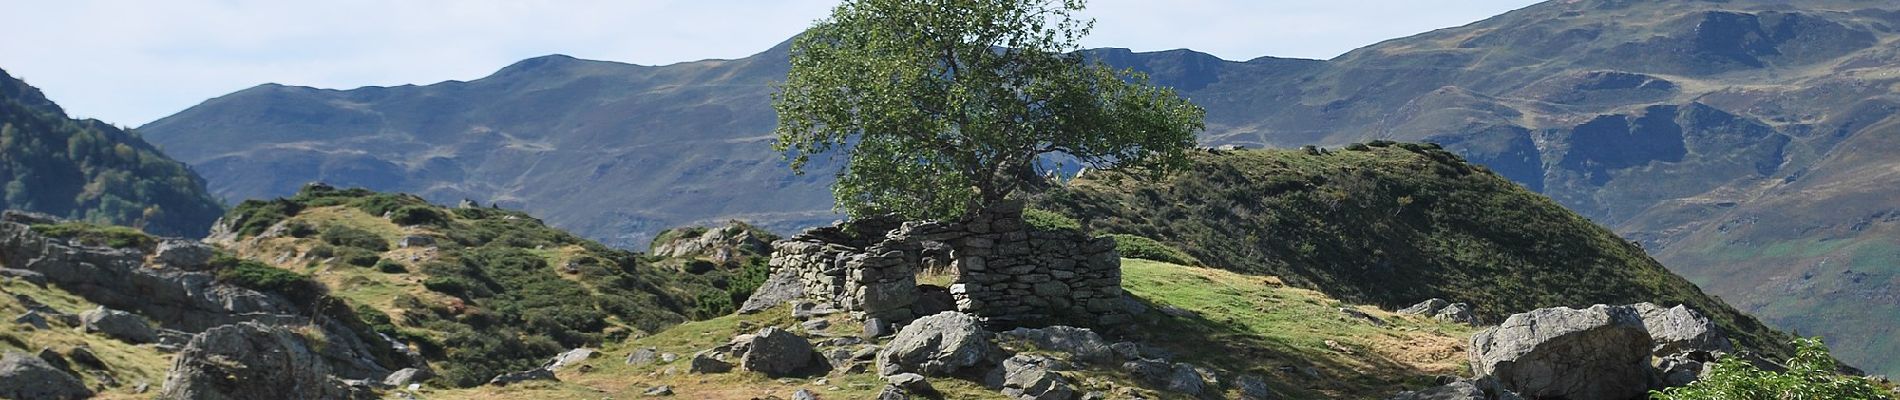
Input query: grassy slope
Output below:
<box><xmin>1031</xmin><ymin>145</ymin><xmax>1794</xmax><ymax>358</ymax></box>
<box><xmin>437</xmin><ymin>259</ymin><xmax>1474</xmax><ymax>400</ymax></box>
<box><xmin>0</xmin><ymin>279</ymin><xmax>173</xmax><ymax>399</ymax></box>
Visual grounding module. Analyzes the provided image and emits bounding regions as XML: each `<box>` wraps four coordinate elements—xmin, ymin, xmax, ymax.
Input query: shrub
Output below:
<box><xmin>210</xmin><ymin>255</ymin><xmax>323</xmax><ymax>304</ymax></box>
<box><xmin>336</xmin><ymin>248</ymin><xmax>381</xmax><ymax>267</ymax></box>
<box><xmin>1022</xmin><ymin>208</ymin><xmax>1082</xmax><ymax>232</ymax></box>
<box><xmin>389</xmin><ymin>206</ymin><xmax>448</xmax><ymax>226</ymax></box>
<box><xmin>375</xmin><ymin>259</ymin><xmax>407</xmax><ymax>273</ymax></box>
<box><xmin>1106</xmin><ymin>234</ymin><xmax>1201</xmax><ymax>266</ymax></box>
<box><xmin>321</xmin><ymin>225</ymin><xmax>388</xmax><ymax>251</ymax></box>
<box><xmin>422</xmin><ymin>277</ymin><xmax>473</xmax><ymax>297</ymax></box>
<box><xmin>30</xmin><ymin>222</ymin><xmax>155</xmax><ymax>250</ymax></box>
<box><xmin>1652</xmin><ymin>338</ymin><xmax>1885</xmax><ymax>400</ymax></box>
<box><xmin>284</xmin><ymin>221</ymin><xmax>318</xmax><ymax>238</ymax></box>
<box><xmin>227</xmin><ymin>199</ymin><xmax>304</xmax><ymax>238</ymax></box>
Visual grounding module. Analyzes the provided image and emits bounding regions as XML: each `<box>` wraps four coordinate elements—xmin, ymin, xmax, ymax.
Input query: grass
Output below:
<box><xmin>0</xmin><ymin>278</ymin><xmax>174</xmax><ymax>397</ymax></box>
<box><xmin>29</xmin><ymin>222</ymin><xmax>156</xmax><ymax>250</ymax></box>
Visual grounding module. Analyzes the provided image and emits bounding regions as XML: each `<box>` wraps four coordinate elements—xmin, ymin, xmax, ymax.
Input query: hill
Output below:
<box><xmin>135</xmin><ymin>0</ymin><xmax>1900</xmax><ymax>374</ymax></box>
<box><xmin>1030</xmin><ymin>145</ymin><xmax>1795</xmax><ymax>359</ymax></box>
<box><xmin>207</xmin><ymin>185</ymin><xmax>771</xmax><ymax>386</ymax></box>
<box><xmin>0</xmin><ymin>68</ymin><xmax>223</xmax><ymax>237</ymax></box>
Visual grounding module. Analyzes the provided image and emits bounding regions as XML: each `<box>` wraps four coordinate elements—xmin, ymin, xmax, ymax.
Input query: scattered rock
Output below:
<box><xmin>999</xmin><ymin>326</ymin><xmax>1112</xmax><ymax>364</ymax></box>
<box><xmin>1434</xmin><ymin>303</ymin><xmax>1476</xmax><ymax>325</ymax></box>
<box><xmin>792</xmin><ymin>388</ymin><xmax>819</xmax><ymax>400</ymax></box>
<box><xmin>864</xmin><ymin>316</ymin><xmax>894</xmax><ymax>338</ymax></box>
<box><xmin>1339</xmin><ymin>307</ymin><xmax>1388</xmax><ymax>326</ymax></box>
<box><xmin>1236</xmin><ymin>374</ymin><xmax>1275</xmax><ymax>400</ymax></box>
<box><xmin>1400</xmin><ymin>299</ymin><xmax>1451</xmax><ymax>315</ymax></box>
<box><xmin>396</xmin><ymin>235</ymin><xmax>435</xmax><ymax>249</ymax></box>
<box><xmin>158</xmin><ymin>322</ymin><xmax>358</xmax><ymax>399</ymax></box>
<box><xmin>885</xmin><ymin>372</ymin><xmax>934</xmax><ymax>394</ymax></box>
<box><xmin>643</xmin><ymin>385</ymin><xmax>675</xmax><ymax>396</ymax></box>
<box><xmin>1386</xmin><ymin>381</ymin><xmax>1486</xmax><ymax>400</ymax></box>
<box><xmin>742</xmin><ymin>327</ymin><xmax>816</xmax><ymax>376</ymax></box>
<box><xmin>1123</xmin><ymin>359</ymin><xmax>1173</xmax><ymax>387</ymax></box>
<box><xmin>0</xmin><ymin>268</ymin><xmax>46</xmax><ymax>286</ymax></box>
<box><xmin>1468</xmin><ymin>304</ymin><xmax>1652</xmax><ymax>400</ymax></box>
<box><xmin>153</xmin><ymin>239</ymin><xmax>215</xmax><ymax>267</ymax></box>
<box><xmin>1656</xmin><ymin>351</ymin><xmax>1719</xmax><ymax>388</ymax></box>
<box><xmin>36</xmin><ymin>348</ymin><xmax>72</xmax><ymax>374</ymax></box>
<box><xmin>660</xmin><ymin>352</ymin><xmax>679</xmax><ymax>363</ymax></box>
<box><xmin>876</xmin><ymin>384</ymin><xmax>910</xmax><ymax>400</ymax></box>
<box><xmin>543</xmin><ymin>348</ymin><xmax>597</xmax><ymax>371</ymax></box>
<box><xmin>487</xmin><ymin>368</ymin><xmax>556</xmax><ymax>386</ymax></box>
<box><xmin>690</xmin><ymin>350</ymin><xmax>733</xmax><ymax>373</ymax></box>
<box><xmin>66</xmin><ymin>346</ymin><xmax>106</xmax><ymax>370</ymax></box>
<box><xmin>802</xmin><ymin>319</ymin><xmax>831</xmax><ymax>331</ymax></box>
<box><xmin>81</xmin><ymin>306</ymin><xmax>159</xmax><ymax>344</ymax></box>
<box><xmin>740</xmin><ymin>268</ymin><xmax>807</xmax><ymax>314</ymax></box>
<box><xmin>877</xmin><ymin>312</ymin><xmax>998</xmax><ymax>377</ymax></box>
<box><xmin>13</xmin><ymin>310</ymin><xmax>48</xmax><ymax>329</ymax></box>
<box><xmin>0</xmin><ymin>351</ymin><xmax>92</xmax><ymax>400</ymax></box>
<box><xmin>999</xmin><ymin>354</ymin><xmax>1076</xmax><ymax>400</ymax></box>
<box><xmin>627</xmin><ymin>347</ymin><xmax>659</xmax><ymax>365</ymax></box>
<box><xmin>792</xmin><ymin>301</ymin><xmax>840</xmax><ymax>320</ymax></box>
<box><xmin>382</xmin><ymin>368</ymin><xmax>429</xmax><ymax>388</ymax></box>
<box><xmin>1165</xmin><ymin>362</ymin><xmax>1207</xmax><ymax>395</ymax></box>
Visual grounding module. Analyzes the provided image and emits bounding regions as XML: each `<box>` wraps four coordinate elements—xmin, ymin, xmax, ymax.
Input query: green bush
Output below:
<box><xmin>1106</xmin><ymin>234</ymin><xmax>1201</xmax><ymax>266</ymax></box>
<box><xmin>210</xmin><ymin>255</ymin><xmax>323</xmax><ymax>304</ymax></box>
<box><xmin>31</xmin><ymin>222</ymin><xmax>155</xmax><ymax>249</ymax></box>
<box><xmin>227</xmin><ymin>199</ymin><xmax>304</xmax><ymax>238</ymax></box>
<box><xmin>375</xmin><ymin>259</ymin><xmax>407</xmax><ymax>273</ymax></box>
<box><xmin>1022</xmin><ymin>208</ymin><xmax>1082</xmax><ymax>232</ymax></box>
<box><xmin>321</xmin><ymin>225</ymin><xmax>388</xmax><ymax>251</ymax></box>
<box><xmin>284</xmin><ymin>221</ymin><xmax>318</xmax><ymax>238</ymax></box>
<box><xmin>389</xmin><ymin>205</ymin><xmax>448</xmax><ymax>226</ymax></box>
<box><xmin>1653</xmin><ymin>338</ymin><xmax>1885</xmax><ymax>400</ymax></box>
<box><xmin>336</xmin><ymin>247</ymin><xmax>381</xmax><ymax>267</ymax></box>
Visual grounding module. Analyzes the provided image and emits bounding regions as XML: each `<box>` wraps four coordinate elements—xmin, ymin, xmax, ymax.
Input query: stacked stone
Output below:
<box><xmin>767</xmin><ymin>202</ymin><xmax>1131</xmax><ymax>332</ymax></box>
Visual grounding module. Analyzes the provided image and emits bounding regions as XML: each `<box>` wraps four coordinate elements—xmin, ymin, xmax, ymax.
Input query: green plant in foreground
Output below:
<box><xmin>1652</xmin><ymin>338</ymin><xmax>1889</xmax><ymax>400</ymax></box>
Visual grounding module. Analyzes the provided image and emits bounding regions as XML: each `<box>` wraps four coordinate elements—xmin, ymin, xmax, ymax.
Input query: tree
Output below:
<box><xmin>773</xmin><ymin>0</ymin><xmax>1205</xmax><ymax>221</ymax></box>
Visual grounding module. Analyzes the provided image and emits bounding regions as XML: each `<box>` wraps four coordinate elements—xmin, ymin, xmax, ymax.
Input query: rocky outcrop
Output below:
<box><xmin>998</xmin><ymin>326</ymin><xmax>1112</xmax><ymax>364</ymax></box>
<box><xmin>159</xmin><ymin>322</ymin><xmax>367</xmax><ymax>400</ymax></box>
<box><xmin>1469</xmin><ymin>304</ymin><xmax>1653</xmax><ymax>400</ymax></box>
<box><xmin>1633</xmin><ymin>303</ymin><xmax>1733</xmax><ymax>356</ymax></box>
<box><xmin>652</xmin><ymin>221</ymin><xmax>775</xmax><ymax>264</ymax></box>
<box><xmin>488</xmin><ymin>368</ymin><xmax>557</xmax><ymax>386</ymax></box>
<box><xmin>738</xmin><ymin>268</ymin><xmax>806</xmax><ymax>314</ymax></box>
<box><xmin>878</xmin><ymin>312</ymin><xmax>999</xmax><ymax>377</ymax></box>
<box><xmin>1400</xmin><ymin>298</ymin><xmax>1477</xmax><ymax>325</ymax></box>
<box><xmin>740</xmin><ymin>327</ymin><xmax>816</xmax><ymax>376</ymax></box>
<box><xmin>0</xmin><ymin>351</ymin><xmax>92</xmax><ymax>400</ymax></box>
<box><xmin>997</xmin><ymin>354</ymin><xmax>1077</xmax><ymax>400</ymax></box>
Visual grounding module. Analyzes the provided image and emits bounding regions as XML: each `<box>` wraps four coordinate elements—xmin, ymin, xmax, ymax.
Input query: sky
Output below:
<box><xmin>0</xmin><ymin>0</ymin><xmax>1538</xmax><ymax>126</ymax></box>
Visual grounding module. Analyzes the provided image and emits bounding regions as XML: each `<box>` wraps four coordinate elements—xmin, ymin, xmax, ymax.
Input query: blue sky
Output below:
<box><xmin>0</xmin><ymin>0</ymin><xmax>1537</xmax><ymax>126</ymax></box>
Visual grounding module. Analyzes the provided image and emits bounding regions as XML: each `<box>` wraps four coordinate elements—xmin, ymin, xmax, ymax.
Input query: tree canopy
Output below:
<box><xmin>773</xmin><ymin>0</ymin><xmax>1204</xmax><ymax>221</ymax></box>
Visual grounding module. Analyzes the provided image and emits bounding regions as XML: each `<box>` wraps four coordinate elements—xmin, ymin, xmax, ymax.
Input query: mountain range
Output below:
<box><xmin>136</xmin><ymin>0</ymin><xmax>1900</xmax><ymax>375</ymax></box>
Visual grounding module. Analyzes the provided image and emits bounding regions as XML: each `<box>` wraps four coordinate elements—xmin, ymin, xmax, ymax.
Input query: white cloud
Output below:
<box><xmin>0</xmin><ymin>0</ymin><xmax>1535</xmax><ymax>126</ymax></box>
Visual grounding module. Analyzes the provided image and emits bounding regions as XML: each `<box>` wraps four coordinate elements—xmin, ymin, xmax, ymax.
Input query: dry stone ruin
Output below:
<box><xmin>769</xmin><ymin>201</ymin><xmax>1130</xmax><ymax>332</ymax></box>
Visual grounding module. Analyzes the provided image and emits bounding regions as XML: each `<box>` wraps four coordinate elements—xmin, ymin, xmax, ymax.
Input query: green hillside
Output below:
<box><xmin>0</xmin><ymin>68</ymin><xmax>223</xmax><ymax>237</ymax></box>
<box><xmin>211</xmin><ymin>185</ymin><xmax>764</xmax><ymax>387</ymax></box>
<box><xmin>1030</xmin><ymin>144</ymin><xmax>1795</xmax><ymax>358</ymax></box>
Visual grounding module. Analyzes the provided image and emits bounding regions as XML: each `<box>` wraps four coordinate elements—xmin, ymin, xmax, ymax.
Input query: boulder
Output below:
<box><xmin>1656</xmin><ymin>351</ymin><xmax>1719</xmax><ymax>388</ymax></box>
<box><xmin>998</xmin><ymin>354</ymin><xmax>1076</xmax><ymax>400</ymax></box>
<box><xmin>885</xmin><ymin>372</ymin><xmax>934</xmax><ymax>394</ymax></box>
<box><xmin>690</xmin><ymin>350</ymin><xmax>733</xmax><ymax>373</ymax></box>
<box><xmin>0</xmin><ymin>351</ymin><xmax>92</xmax><ymax>400</ymax></box>
<box><xmin>1400</xmin><ymin>299</ymin><xmax>1451</xmax><ymax>315</ymax></box>
<box><xmin>1434</xmin><ymin>303</ymin><xmax>1476</xmax><ymax>325</ymax></box>
<box><xmin>1468</xmin><ymin>304</ymin><xmax>1653</xmax><ymax>400</ymax></box>
<box><xmin>81</xmin><ymin>306</ymin><xmax>158</xmax><ymax>344</ymax></box>
<box><xmin>1339</xmin><ymin>307</ymin><xmax>1388</xmax><ymax>326</ymax></box>
<box><xmin>0</xmin><ymin>268</ymin><xmax>46</xmax><ymax>286</ymax></box>
<box><xmin>154</xmin><ymin>239</ymin><xmax>215</xmax><ymax>268</ymax></box>
<box><xmin>488</xmin><ymin>368</ymin><xmax>556</xmax><ymax>386</ymax></box>
<box><xmin>1632</xmin><ymin>303</ymin><xmax>1733</xmax><ymax>356</ymax></box>
<box><xmin>643</xmin><ymin>385</ymin><xmax>675</xmax><ymax>396</ymax></box>
<box><xmin>878</xmin><ymin>312</ymin><xmax>998</xmax><ymax>377</ymax></box>
<box><xmin>1236</xmin><ymin>374</ymin><xmax>1276</xmax><ymax>400</ymax></box>
<box><xmin>626</xmin><ymin>347</ymin><xmax>660</xmax><ymax>365</ymax></box>
<box><xmin>739</xmin><ymin>268</ymin><xmax>806</xmax><ymax>314</ymax></box>
<box><xmin>741</xmin><ymin>327</ymin><xmax>816</xmax><ymax>376</ymax></box>
<box><xmin>999</xmin><ymin>326</ymin><xmax>1112</xmax><ymax>363</ymax></box>
<box><xmin>158</xmin><ymin>322</ymin><xmax>357</xmax><ymax>400</ymax></box>
<box><xmin>792</xmin><ymin>388</ymin><xmax>819</xmax><ymax>400</ymax></box>
<box><xmin>1386</xmin><ymin>381</ymin><xmax>1485</xmax><ymax>400</ymax></box>
<box><xmin>66</xmin><ymin>346</ymin><xmax>106</xmax><ymax>370</ymax></box>
<box><xmin>1165</xmin><ymin>362</ymin><xmax>1208</xmax><ymax>395</ymax></box>
<box><xmin>13</xmin><ymin>310</ymin><xmax>48</xmax><ymax>329</ymax></box>
<box><xmin>543</xmin><ymin>348</ymin><xmax>597</xmax><ymax>371</ymax></box>
<box><xmin>382</xmin><ymin>367</ymin><xmax>429</xmax><ymax>388</ymax></box>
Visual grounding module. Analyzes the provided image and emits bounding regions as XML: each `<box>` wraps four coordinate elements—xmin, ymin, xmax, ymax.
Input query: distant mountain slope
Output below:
<box><xmin>1030</xmin><ymin>145</ymin><xmax>1794</xmax><ymax>359</ymax></box>
<box><xmin>141</xmin><ymin>0</ymin><xmax>1900</xmax><ymax>374</ymax></box>
<box><xmin>0</xmin><ymin>68</ymin><xmax>223</xmax><ymax>237</ymax></box>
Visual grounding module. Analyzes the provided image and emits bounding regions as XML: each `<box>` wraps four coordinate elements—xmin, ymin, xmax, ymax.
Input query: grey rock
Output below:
<box><xmin>690</xmin><ymin>350</ymin><xmax>733</xmax><ymax>373</ymax></box>
<box><xmin>36</xmin><ymin>348</ymin><xmax>71</xmax><ymax>374</ymax></box>
<box><xmin>158</xmin><ymin>322</ymin><xmax>357</xmax><ymax>400</ymax></box>
<box><xmin>154</xmin><ymin>239</ymin><xmax>215</xmax><ymax>268</ymax></box>
<box><xmin>660</xmin><ymin>352</ymin><xmax>679</xmax><ymax>363</ymax></box>
<box><xmin>999</xmin><ymin>354</ymin><xmax>1076</xmax><ymax>400</ymax></box>
<box><xmin>792</xmin><ymin>301</ymin><xmax>840</xmax><ymax>320</ymax></box>
<box><xmin>741</xmin><ymin>327</ymin><xmax>815</xmax><ymax>376</ymax></box>
<box><xmin>1633</xmin><ymin>303</ymin><xmax>1734</xmax><ymax>356</ymax></box>
<box><xmin>643</xmin><ymin>385</ymin><xmax>675</xmax><ymax>396</ymax></box>
<box><xmin>1339</xmin><ymin>307</ymin><xmax>1388</xmax><ymax>326</ymax></box>
<box><xmin>1434</xmin><ymin>303</ymin><xmax>1476</xmax><ymax>325</ymax></box>
<box><xmin>864</xmin><ymin>317</ymin><xmax>894</xmax><ymax>338</ymax></box>
<box><xmin>1469</xmin><ymin>304</ymin><xmax>1653</xmax><ymax>400</ymax></box>
<box><xmin>801</xmin><ymin>319</ymin><xmax>831</xmax><ymax>331</ymax></box>
<box><xmin>877</xmin><ymin>385</ymin><xmax>910</xmax><ymax>400</ymax></box>
<box><xmin>81</xmin><ymin>306</ymin><xmax>158</xmax><ymax>344</ymax></box>
<box><xmin>396</xmin><ymin>235</ymin><xmax>435</xmax><ymax>249</ymax></box>
<box><xmin>626</xmin><ymin>347</ymin><xmax>659</xmax><ymax>365</ymax></box>
<box><xmin>543</xmin><ymin>348</ymin><xmax>597</xmax><ymax>371</ymax></box>
<box><xmin>740</xmin><ymin>268</ymin><xmax>806</xmax><ymax>314</ymax></box>
<box><xmin>66</xmin><ymin>346</ymin><xmax>106</xmax><ymax>370</ymax></box>
<box><xmin>488</xmin><ymin>368</ymin><xmax>556</xmax><ymax>386</ymax></box>
<box><xmin>0</xmin><ymin>351</ymin><xmax>92</xmax><ymax>400</ymax></box>
<box><xmin>1237</xmin><ymin>374</ymin><xmax>1276</xmax><ymax>400</ymax></box>
<box><xmin>1165</xmin><ymin>362</ymin><xmax>1207</xmax><ymax>395</ymax></box>
<box><xmin>999</xmin><ymin>326</ymin><xmax>1113</xmax><ymax>364</ymax></box>
<box><xmin>13</xmin><ymin>310</ymin><xmax>48</xmax><ymax>329</ymax></box>
<box><xmin>885</xmin><ymin>372</ymin><xmax>933</xmax><ymax>393</ymax></box>
<box><xmin>382</xmin><ymin>367</ymin><xmax>428</xmax><ymax>388</ymax></box>
<box><xmin>1123</xmin><ymin>359</ymin><xmax>1173</xmax><ymax>386</ymax></box>
<box><xmin>1400</xmin><ymin>298</ymin><xmax>1451</xmax><ymax>315</ymax></box>
<box><xmin>792</xmin><ymin>388</ymin><xmax>819</xmax><ymax>400</ymax></box>
<box><xmin>1656</xmin><ymin>351</ymin><xmax>1719</xmax><ymax>388</ymax></box>
<box><xmin>877</xmin><ymin>312</ymin><xmax>997</xmax><ymax>377</ymax></box>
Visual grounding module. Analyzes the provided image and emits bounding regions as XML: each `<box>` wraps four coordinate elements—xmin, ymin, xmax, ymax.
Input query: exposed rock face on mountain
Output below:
<box><xmin>137</xmin><ymin>0</ymin><xmax>1900</xmax><ymax>375</ymax></box>
<box><xmin>159</xmin><ymin>322</ymin><xmax>372</xmax><ymax>400</ymax></box>
<box><xmin>1469</xmin><ymin>304</ymin><xmax>1654</xmax><ymax>400</ymax></box>
<box><xmin>0</xmin><ymin>68</ymin><xmax>223</xmax><ymax>237</ymax></box>
<box><xmin>0</xmin><ymin>351</ymin><xmax>93</xmax><ymax>400</ymax></box>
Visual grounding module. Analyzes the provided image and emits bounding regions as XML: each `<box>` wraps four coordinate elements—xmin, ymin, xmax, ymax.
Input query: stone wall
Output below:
<box><xmin>769</xmin><ymin>202</ymin><xmax>1128</xmax><ymax>331</ymax></box>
